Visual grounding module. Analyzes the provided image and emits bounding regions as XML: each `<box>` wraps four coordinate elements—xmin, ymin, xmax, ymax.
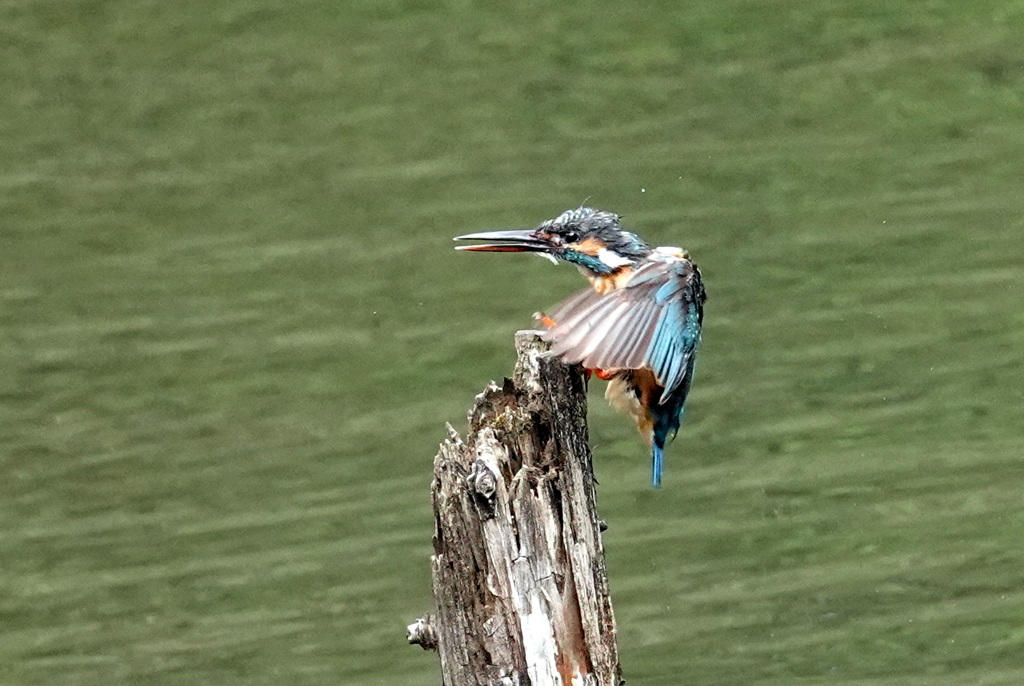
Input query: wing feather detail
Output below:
<box><xmin>543</xmin><ymin>258</ymin><xmax>705</xmax><ymax>399</ymax></box>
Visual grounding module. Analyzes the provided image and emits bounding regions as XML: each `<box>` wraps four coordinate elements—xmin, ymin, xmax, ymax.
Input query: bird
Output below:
<box><xmin>454</xmin><ymin>207</ymin><xmax>706</xmax><ymax>487</ymax></box>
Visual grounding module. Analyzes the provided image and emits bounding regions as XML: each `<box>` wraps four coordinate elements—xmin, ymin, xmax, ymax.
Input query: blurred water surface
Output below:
<box><xmin>2</xmin><ymin>1</ymin><xmax>1023</xmax><ymax>684</ymax></box>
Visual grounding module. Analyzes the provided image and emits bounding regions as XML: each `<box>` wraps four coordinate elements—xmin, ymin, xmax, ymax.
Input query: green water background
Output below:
<box><xmin>2</xmin><ymin>1</ymin><xmax>1023</xmax><ymax>684</ymax></box>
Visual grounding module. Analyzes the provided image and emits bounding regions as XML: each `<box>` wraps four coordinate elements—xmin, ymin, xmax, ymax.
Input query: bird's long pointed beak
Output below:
<box><xmin>453</xmin><ymin>229</ymin><xmax>550</xmax><ymax>253</ymax></box>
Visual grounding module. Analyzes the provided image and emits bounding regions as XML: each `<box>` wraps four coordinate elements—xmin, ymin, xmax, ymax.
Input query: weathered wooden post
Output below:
<box><xmin>407</xmin><ymin>331</ymin><xmax>622</xmax><ymax>685</ymax></box>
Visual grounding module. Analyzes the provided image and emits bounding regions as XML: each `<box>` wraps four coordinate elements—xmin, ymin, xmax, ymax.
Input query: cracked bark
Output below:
<box><xmin>407</xmin><ymin>331</ymin><xmax>622</xmax><ymax>686</ymax></box>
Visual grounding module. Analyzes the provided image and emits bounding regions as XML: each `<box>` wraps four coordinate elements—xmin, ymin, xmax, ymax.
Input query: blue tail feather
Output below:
<box><xmin>649</xmin><ymin>355</ymin><xmax>698</xmax><ymax>488</ymax></box>
<box><xmin>651</xmin><ymin>442</ymin><xmax>664</xmax><ymax>488</ymax></box>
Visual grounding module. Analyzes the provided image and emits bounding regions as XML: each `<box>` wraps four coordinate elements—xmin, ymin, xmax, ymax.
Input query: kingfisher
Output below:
<box><xmin>454</xmin><ymin>207</ymin><xmax>706</xmax><ymax>487</ymax></box>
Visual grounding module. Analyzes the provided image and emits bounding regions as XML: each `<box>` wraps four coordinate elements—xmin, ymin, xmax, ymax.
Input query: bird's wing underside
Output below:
<box><xmin>544</xmin><ymin>259</ymin><xmax>704</xmax><ymax>400</ymax></box>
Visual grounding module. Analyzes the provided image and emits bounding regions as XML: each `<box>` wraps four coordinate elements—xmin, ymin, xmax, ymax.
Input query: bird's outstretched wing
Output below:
<box><xmin>543</xmin><ymin>259</ymin><xmax>705</xmax><ymax>401</ymax></box>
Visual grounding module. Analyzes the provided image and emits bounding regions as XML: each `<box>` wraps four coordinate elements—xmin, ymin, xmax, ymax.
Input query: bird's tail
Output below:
<box><xmin>651</xmin><ymin>441</ymin><xmax>664</xmax><ymax>488</ymax></box>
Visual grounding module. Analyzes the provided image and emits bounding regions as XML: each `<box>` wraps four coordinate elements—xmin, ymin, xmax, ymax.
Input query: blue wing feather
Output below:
<box><xmin>642</xmin><ymin>262</ymin><xmax>703</xmax><ymax>400</ymax></box>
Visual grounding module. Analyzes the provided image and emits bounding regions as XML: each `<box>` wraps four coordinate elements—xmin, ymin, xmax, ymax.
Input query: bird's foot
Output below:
<box><xmin>533</xmin><ymin>312</ymin><xmax>557</xmax><ymax>328</ymax></box>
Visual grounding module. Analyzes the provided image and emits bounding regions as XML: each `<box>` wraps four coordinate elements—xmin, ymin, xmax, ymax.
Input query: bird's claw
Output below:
<box><xmin>533</xmin><ymin>312</ymin><xmax>557</xmax><ymax>328</ymax></box>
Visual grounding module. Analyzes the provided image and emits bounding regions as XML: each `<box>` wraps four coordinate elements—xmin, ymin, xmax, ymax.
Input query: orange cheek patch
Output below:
<box><xmin>571</xmin><ymin>237</ymin><xmax>604</xmax><ymax>256</ymax></box>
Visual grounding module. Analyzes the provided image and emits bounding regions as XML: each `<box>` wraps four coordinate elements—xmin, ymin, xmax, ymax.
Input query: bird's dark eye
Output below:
<box><xmin>561</xmin><ymin>230</ymin><xmax>580</xmax><ymax>243</ymax></box>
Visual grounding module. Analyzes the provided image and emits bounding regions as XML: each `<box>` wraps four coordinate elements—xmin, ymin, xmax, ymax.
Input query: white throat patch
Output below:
<box><xmin>597</xmin><ymin>248</ymin><xmax>632</xmax><ymax>269</ymax></box>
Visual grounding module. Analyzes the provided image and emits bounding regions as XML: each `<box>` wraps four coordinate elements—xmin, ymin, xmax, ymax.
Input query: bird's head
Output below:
<box><xmin>454</xmin><ymin>207</ymin><xmax>653</xmax><ymax>275</ymax></box>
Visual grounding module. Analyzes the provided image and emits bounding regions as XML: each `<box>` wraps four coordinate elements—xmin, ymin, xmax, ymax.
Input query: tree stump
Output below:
<box><xmin>407</xmin><ymin>331</ymin><xmax>622</xmax><ymax>685</ymax></box>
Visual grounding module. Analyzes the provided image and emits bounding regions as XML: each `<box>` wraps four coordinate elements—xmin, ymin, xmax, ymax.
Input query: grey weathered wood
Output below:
<box><xmin>409</xmin><ymin>331</ymin><xmax>622</xmax><ymax>686</ymax></box>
